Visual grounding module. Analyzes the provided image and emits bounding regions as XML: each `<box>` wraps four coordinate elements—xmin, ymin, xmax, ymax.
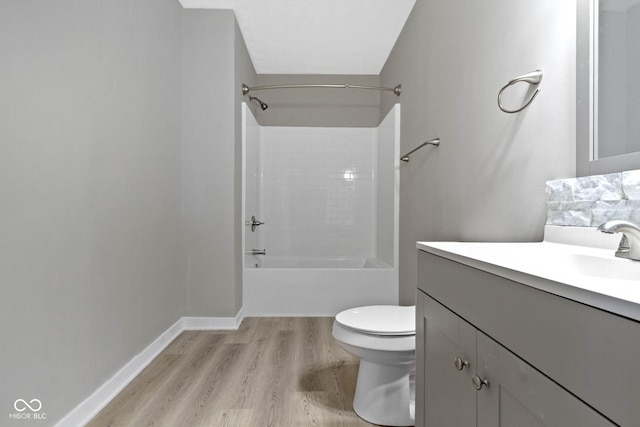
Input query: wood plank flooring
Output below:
<box><xmin>87</xmin><ymin>317</ymin><xmax>376</xmax><ymax>427</ymax></box>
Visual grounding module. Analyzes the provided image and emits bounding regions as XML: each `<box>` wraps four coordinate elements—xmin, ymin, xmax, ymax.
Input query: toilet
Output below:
<box><xmin>332</xmin><ymin>305</ymin><xmax>415</xmax><ymax>427</ymax></box>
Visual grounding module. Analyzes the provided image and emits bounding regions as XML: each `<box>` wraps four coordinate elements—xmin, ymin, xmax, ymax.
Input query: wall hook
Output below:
<box><xmin>497</xmin><ymin>70</ymin><xmax>543</xmax><ymax>113</ymax></box>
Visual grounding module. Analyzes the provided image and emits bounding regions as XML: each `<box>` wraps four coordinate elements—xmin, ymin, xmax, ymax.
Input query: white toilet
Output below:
<box><xmin>332</xmin><ymin>305</ymin><xmax>415</xmax><ymax>427</ymax></box>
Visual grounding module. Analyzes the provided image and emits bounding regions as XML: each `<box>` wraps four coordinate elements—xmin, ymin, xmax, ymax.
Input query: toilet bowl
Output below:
<box><xmin>332</xmin><ymin>305</ymin><xmax>416</xmax><ymax>427</ymax></box>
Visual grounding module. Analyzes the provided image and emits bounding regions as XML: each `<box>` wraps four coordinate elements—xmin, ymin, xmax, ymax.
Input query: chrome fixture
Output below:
<box><xmin>454</xmin><ymin>356</ymin><xmax>470</xmax><ymax>371</ymax></box>
<box><xmin>245</xmin><ymin>249</ymin><xmax>266</xmax><ymax>256</ymax></box>
<box><xmin>246</xmin><ymin>215</ymin><xmax>264</xmax><ymax>232</ymax></box>
<box><xmin>400</xmin><ymin>138</ymin><xmax>440</xmax><ymax>162</ymax></box>
<box><xmin>472</xmin><ymin>374</ymin><xmax>490</xmax><ymax>391</ymax></box>
<box><xmin>242</xmin><ymin>83</ymin><xmax>402</xmax><ymax>97</ymax></box>
<box><xmin>249</xmin><ymin>96</ymin><xmax>268</xmax><ymax>111</ymax></box>
<box><xmin>597</xmin><ymin>220</ymin><xmax>640</xmax><ymax>261</ymax></box>
<box><xmin>498</xmin><ymin>70</ymin><xmax>543</xmax><ymax>113</ymax></box>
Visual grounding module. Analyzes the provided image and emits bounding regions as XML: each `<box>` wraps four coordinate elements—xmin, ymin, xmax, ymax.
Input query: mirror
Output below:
<box><xmin>577</xmin><ymin>0</ymin><xmax>640</xmax><ymax>176</ymax></box>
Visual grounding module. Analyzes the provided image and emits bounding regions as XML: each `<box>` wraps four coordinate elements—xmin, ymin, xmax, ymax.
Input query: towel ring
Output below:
<box><xmin>498</xmin><ymin>70</ymin><xmax>543</xmax><ymax>113</ymax></box>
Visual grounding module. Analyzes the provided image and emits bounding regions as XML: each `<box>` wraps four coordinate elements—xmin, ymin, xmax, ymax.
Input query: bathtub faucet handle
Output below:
<box><xmin>248</xmin><ymin>216</ymin><xmax>265</xmax><ymax>232</ymax></box>
<box><xmin>246</xmin><ymin>249</ymin><xmax>266</xmax><ymax>256</ymax></box>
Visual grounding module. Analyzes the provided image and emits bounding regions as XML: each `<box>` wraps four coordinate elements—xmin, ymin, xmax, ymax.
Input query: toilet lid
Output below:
<box><xmin>335</xmin><ymin>305</ymin><xmax>415</xmax><ymax>336</ymax></box>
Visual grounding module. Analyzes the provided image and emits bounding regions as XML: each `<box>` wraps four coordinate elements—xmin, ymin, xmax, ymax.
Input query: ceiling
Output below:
<box><xmin>179</xmin><ymin>0</ymin><xmax>416</xmax><ymax>75</ymax></box>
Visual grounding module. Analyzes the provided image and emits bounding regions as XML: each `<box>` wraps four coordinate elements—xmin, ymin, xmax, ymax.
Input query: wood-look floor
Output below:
<box><xmin>88</xmin><ymin>317</ymin><xmax>376</xmax><ymax>427</ymax></box>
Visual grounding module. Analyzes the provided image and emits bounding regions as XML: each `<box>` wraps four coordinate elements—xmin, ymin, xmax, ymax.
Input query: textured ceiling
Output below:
<box><xmin>179</xmin><ymin>0</ymin><xmax>415</xmax><ymax>75</ymax></box>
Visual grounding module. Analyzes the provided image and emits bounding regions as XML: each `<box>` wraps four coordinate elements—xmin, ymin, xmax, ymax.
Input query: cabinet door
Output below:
<box><xmin>421</xmin><ymin>294</ymin><xmax>476</xmax><ymax>427</ymax></box>
<box><xmin>476</xmin><ymin>331</ymin><xmax>617</xmax><ymax>427</ymax></box>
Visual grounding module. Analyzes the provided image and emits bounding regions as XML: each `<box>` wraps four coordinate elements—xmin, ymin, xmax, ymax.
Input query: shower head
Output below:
<box><xmin>249</xmin><ymin>96</ymin><xmax>268</xmax><ymax>111</ymax></box>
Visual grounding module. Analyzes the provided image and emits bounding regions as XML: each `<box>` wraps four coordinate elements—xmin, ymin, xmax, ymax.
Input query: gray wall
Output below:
<box><xmin>598</xmin><ymin>5</ymin><xmax>640</xmax><ymax>158</ymax></box>
<box><xmin>1</xmin><ymin>3</ymin><xmax>255</xmax><ymax>424</ymax></box>
<box><xmin>598</xmin><ymin>10</ymin><xmax>628</xmax><ymax>158</ymax></box>
<box><xmin>253</xmin><ymin>74</ymin><xmax>382</xmax><ymax>127</ymax></box>
<box><xmin>0</xmin><ymin>0</ymin><xmax>183</xmax><ymax>424</ymax></box>
<box><xmin>381</xmin><ymin>0</ymin><xmax>577</xmax><ymax>304</ymax></box>
<box><xmin>628</xmin><ymin>5</ymin><xmax>640</xmax><ymax>155</ymax></box>
<box><xmin>181</xmin><ymin>10</ymin><xmax>255</xmax><ymax>317</ymax></box>
<box><xmin>234</xmin><ymin>19</ymin><xmax>258</xmax><ymax>313</ymax></box>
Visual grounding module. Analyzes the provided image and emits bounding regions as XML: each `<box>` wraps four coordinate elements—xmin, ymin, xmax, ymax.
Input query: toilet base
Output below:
<box><xmin>352</xmin><ymin>359</ymin><xmax>415</xmax><ymax>426</ymax></box>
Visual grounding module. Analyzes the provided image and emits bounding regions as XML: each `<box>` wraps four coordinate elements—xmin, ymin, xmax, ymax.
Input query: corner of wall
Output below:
<box><xmin>234</xmin><ymin>14</ymin><xmax>257</xmax><ymax>315</ymax></box>
<box><xmin>55</xmin><ymin>312</ymin><xmax>245</xmax><ymax>426</ymax></box>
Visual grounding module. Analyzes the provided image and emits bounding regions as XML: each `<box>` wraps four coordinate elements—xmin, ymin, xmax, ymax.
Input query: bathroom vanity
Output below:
<box><xmin>416</xmin><ymin>229</ymin><xmax>640</xmax><ymax>427</ymax></box>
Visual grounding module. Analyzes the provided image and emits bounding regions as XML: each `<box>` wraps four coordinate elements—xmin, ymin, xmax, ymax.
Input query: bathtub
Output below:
<box><xmin>243</xmin><ymin>256</ymin><xmax>398</xmax><ymax>316</ymax></box>
<box><xmin>255</xmin><ymin>256</ymin><xmax>389</xmax><ymax>269</ymax></box>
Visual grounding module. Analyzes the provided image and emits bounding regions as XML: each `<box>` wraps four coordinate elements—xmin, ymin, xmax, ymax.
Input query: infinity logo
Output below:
<box><xmin>14</xmin><ymin>399</ymin><xmax>42</xmax><ymax>412</ymax></box>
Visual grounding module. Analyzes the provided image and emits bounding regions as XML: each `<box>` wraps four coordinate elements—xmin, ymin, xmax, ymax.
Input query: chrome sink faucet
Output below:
<box><xmin>597</xmin><ymin>220</ymin><xmax>640</xmax><ymax>261</ymax></box>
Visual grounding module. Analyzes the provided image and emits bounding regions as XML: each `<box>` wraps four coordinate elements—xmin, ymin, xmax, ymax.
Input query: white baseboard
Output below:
<box><xmin>182</xmin><ymin>307</ymin><xmax>245</xmax><ymax>330</ymax></box>
<box><xmin>55</xmin><ymin>311</ymin><xmax>245</xmax><ymax>427</ymax></box>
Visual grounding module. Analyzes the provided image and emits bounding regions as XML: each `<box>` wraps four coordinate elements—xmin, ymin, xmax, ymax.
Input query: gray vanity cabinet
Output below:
<box><xmin>416</xmin><ymin>250</ymin><xmax>629</xmax><ymax>427</ymax></box>
<box><xmin>418</xmin><ymin>293</ymin><xmax>614</xmax><ymax>427</ymax></box>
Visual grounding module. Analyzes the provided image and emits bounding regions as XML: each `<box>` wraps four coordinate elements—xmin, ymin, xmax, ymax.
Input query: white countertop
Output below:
<box><xmin>417</xmin><ymin>226</ymin><xmax>640</xmax><ymax>322</ymax></box>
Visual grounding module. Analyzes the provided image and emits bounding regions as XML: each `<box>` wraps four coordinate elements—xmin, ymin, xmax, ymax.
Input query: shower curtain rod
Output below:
<box><xmin>242</xmin><ymin>83</ymin><xmax>401</xmax><ymax>96</ymax></box>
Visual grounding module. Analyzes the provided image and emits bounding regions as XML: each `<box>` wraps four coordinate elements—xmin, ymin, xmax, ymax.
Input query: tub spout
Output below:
<box><xmin>246</xmin><ymin>249</ymin><xmax>266</xmax><ymax>256</ymax></box>
<box><xmin>597</xmin><ymin>220</ymin><xmax>640</xmax><ymax>261</ymax></box>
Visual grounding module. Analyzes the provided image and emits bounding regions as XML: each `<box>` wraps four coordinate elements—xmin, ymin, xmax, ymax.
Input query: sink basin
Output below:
<box><xmin>565</xmin><ymin>252</ymin><xmax>640</xmax><ymax>281</ymax></box>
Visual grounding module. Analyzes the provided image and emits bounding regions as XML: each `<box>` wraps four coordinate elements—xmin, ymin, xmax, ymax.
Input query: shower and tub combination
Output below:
<box><xmin>242</xmin><ymin>97</ymin><xmax>401</xmax><ymax>316</ymax></box>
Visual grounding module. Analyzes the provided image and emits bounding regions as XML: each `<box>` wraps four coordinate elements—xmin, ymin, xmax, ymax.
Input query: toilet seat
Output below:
<box><xmin>335</xmin><ymin>305</ymin><xmax>415</xmax><ymax>336</ymax></box>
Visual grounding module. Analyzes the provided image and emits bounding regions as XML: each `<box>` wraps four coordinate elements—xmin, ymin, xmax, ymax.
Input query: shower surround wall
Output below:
<box><xmin>243</xmin><ymin>104</ymin><xmax>400</xmax><ymax>316</ymax></box>
<box><xmin>261</xmin><ymin>127</ymin><xmax>377</xmax><ymax>258</ymax></box>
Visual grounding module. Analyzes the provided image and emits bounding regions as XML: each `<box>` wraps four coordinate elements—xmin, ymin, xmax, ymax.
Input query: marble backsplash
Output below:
<box><xmin>546</xmin><ymin>169</ymin><xmax>640</xmax><ymax>227</ymax></box>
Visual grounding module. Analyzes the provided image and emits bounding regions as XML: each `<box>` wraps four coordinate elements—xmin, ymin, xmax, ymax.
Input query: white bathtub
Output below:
<box><xmin>255</xmin><ymin>256</ymin><xmax>389</xmax><ymax>269</ymax></box>
<box><xmin>243</xmin><ymin>256</ymin><xmax>398</xmax><ymax>316</ymax></box>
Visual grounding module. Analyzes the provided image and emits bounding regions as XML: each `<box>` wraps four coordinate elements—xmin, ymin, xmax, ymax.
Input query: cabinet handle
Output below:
<box><xmin>472</xmin><ymin>374</ymin><xmax>490</xmax><ymax>390</ymax></box>
<box><xmin>454</xmin><ymin>356</ymin><xmax>470</xmax><ymax>371</ymax></box>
